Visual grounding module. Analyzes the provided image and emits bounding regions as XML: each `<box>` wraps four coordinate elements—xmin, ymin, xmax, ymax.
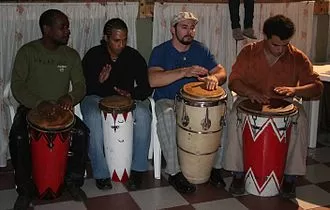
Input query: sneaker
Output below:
<box><xmin>13</xmin><ymin>195</ymin><xmax>33</xmax><ymax>210</ymax></box>
<box><xmin>209</xmin><ymin>168</ymin><xmax>226</xmax><ymax>188</ymax></box>
<box><xmin>127</xmin><ymin>170</ymin><xmax>143</xmax><ymax>191</ymax></box>
<box><xmin>168</xmin><ymin>172</ymin><xmax>196</xmax><ymax>194</ymax></box>
<box><xmin>243</xmin><ymin>28</ymin><xmax>257</xmax><ymax>39</ymax></box>
<box><xmin>66</xmin><ymin>183</ymin><xmax>87</xmax><ymax>201</ymax></box>
<box><xmin>229</xmin><ymin>175</ymin><xmax>245</xmax><ymax>195</ymax></box>
<box><xmin>232</xmin><ymin>28</ymin><xmax>245</xmax><ymax>41</ymax></box>
<box><xmin>280</xmin><ymin>179</ymin><xmax>296</xmax><ymax>199</ymax></box>
<box><xmin>95</xmin><ymin>178</ymin><xmax>112</xmax><ymax>190</ymax></box>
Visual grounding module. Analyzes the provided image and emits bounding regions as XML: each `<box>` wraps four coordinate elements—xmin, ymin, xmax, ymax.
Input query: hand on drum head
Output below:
<box><xmin>246</xmin><ymin>91</ymin><xmax>270</xmax><ymax>104</ymax></box>
<box><xmin>114</xmin><ymin>86</ymin><xmax>131</xmax><ymax>98</ymax></box>
<box><xmin>273</xmin><ymin>86</ymin><xmax>296</xmax><ymax>97</ymax></box>
<box><xmin>198</xmin><ymin>74</ymin><xmax>218</xmax><ymax>90</ymax></box>
<box><xmin>37</xmin><ymin>101</ymin><xmax>58</xmax><ymax>118</ymax></box>
<box><xmin>183</xmin><ymin>65</ymin><xmax>209</xmax><ymax>78</ymax></box>
<box><xmin>57</xmin><ymin>94</ymin><xmax>73</xmax><ymax>111</ymax></box>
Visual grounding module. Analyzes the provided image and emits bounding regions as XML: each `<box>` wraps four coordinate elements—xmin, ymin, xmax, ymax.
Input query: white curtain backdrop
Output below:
<box><xmin>0</xmin><ymin>2</ymin><xmax>139</xmax><ymax>167</ymax></box>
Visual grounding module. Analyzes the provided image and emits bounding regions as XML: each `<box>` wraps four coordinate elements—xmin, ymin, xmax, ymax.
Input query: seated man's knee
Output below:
<box><xmin>81</xmin><ymin>95</ymin><xmax>102</xmax><ymax>116</ymax></box>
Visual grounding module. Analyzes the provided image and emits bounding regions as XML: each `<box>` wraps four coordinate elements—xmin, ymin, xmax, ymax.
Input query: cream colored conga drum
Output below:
<box><xmin>176</xmin><ymin>81</ymin><xmax>227</xmax><ymax>184</ymax></box>
<box><xmin>99</xmin><ymin>95</ymin><xmax>135</xmax><ymax>182</ymax></box>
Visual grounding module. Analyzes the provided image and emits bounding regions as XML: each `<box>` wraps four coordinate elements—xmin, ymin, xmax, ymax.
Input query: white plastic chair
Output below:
<box><xmin>148</xmin><ymin>97</ymin><xmax>161</xmax><ymax>179</ymax></box>
<box><xmin>1</xmin><ymin>82</ymin><xmax>16</xmax><ymax>167</ymax></box>
<box><xmin>4</xmin><ymin>82</ymin><xmax>17</xmax><ymax>123</ymax></box>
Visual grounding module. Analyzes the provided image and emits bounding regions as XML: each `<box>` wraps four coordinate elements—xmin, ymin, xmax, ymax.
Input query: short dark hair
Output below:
<box><xmin>263</xmin><ymin>15</ymin><xmax>295</xmax><ymax>40</ymax></box>
<box><xmin>39</xmin><ymin>9</ymin><xmax>66</xmax><ymax>34</ymax></box>
<box><xmin>103</xmin><ymin>18</ymin><xmax>128</xmax><ymax>36</ymax></box>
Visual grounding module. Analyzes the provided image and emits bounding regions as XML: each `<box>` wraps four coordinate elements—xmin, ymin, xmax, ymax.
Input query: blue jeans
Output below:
<box><xmin>80</xmin><ymin>95</ymin><xmax>151</xmax><ymax>179</ymax></box>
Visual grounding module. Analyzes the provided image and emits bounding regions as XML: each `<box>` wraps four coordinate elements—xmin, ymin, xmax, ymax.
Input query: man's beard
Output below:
<box><xmin>179</xmin><ymin>38</ymin><xmax>193</xmax><ymax>45</ymax></box>
<box><xmin>175</xmin><ymin>31</ymin><xmax>193</xmax><ymax>45</ymax></box>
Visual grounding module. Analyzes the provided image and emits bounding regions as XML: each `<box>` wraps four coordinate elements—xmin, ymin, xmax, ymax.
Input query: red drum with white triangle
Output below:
<box><xmin>27</xmin><ymin>108</ymin><xmax>74</xmax><ymax>199</ymax></box>
<box><xmin>99</xmin><ymin>96</ymin><xmax>135</xmax><ymax>182</ymax></box>
<box><xmin>238</xmin><ymin>99</ymin><xmax>298</xmax><ymax>197</ymax></box>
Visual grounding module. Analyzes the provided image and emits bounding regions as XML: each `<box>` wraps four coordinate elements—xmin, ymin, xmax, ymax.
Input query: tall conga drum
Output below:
<box><xmin>176</xmin><ymin>81</ymin><xmax>227</xmax><ymax>184</ymax></box>
<box><xmin>99</xmin><ymin>95</ymin><xmax>135</xmax><ymax>182</ymax></box>
<box><xmin>27</xmin><ymin>106</ymin><xmax>74</xmax><ymax>199</ymax></box>
<box><xmin>237</xmin><ymin>98</ymin><xmax>298</xmax><ymax>197</ymax></box>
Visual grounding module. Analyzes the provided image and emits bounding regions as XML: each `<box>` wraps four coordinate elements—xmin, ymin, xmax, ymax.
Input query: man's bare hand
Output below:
<box><xmin>114</xmin><ymin>86</ymin><xmax>131</xmax><ymax>98</ymax></box>
<box><xmin>57</xmin><ymin>94</ymin><xmax>73</xmax><ymax>110</ymax></box>
<box><xmin>99</xmin><ymin>64</ymin><xmax>112</xmax><ymax>83</ymax></box>
<box><xmin>273</xmin><ymin>86</ymin><xmax>296</xmax><ymax>97</ymax></box>
<box><xmin>183</xmin><ymin>65</ymin><xmax>209</xmax><ymax>78</ymax></box>
<box><xmin>246</xmin><ymin>90</ymin><xmax>270</xmax><ymax>104</ymax></box>
<box><xmin>198</xmin><ymin>74</ymin><xmax>218</xmax><ymax>90</ymax></box>
<box><xmin>37</xmin><ymin>101</ymin><xmax>56</xmax><ymax>117</ymax></box>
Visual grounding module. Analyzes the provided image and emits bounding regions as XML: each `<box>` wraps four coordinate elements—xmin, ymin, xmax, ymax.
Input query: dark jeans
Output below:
<box><xmin>9</xmin><ymin>106</ymin><xmax>89</xmax><ymax>196</ymax></box>
<box><xmin>229</xmin><ymin>0</ymin><xmax>254</xmax><ymax>29</ymax></box>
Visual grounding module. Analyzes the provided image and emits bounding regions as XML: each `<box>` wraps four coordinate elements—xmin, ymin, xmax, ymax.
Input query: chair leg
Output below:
<box><xmin>153</xmin><ymin>134</ymin><xmax>161</xmax><ymax>179</ymax></box>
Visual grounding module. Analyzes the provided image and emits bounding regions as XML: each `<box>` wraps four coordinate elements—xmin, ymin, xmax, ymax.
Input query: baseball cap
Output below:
<box><xmin>170</xmin><ymin>12</ymin><xmax>199</xmax><ymax>27</ymax></box>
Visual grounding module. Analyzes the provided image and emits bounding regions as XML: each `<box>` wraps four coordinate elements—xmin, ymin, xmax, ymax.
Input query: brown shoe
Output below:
<box><xmin>243</xmin><ymin>28</ymin><xmax>257</xmax><ymax>39</ymax></box>
<box><xmin>232</xmin><ymin>28</ymin><xmax>245</xmax><ymax>41</ymax></box>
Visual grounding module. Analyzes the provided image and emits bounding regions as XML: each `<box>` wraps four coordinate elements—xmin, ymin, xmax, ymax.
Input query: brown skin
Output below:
<box><xmin>98</xmin><ymin>29</ymin><xmax>131</xmax><ymax>97</ymax></box>
<box><xmin>37</xmin><ymin>13</ymin><xmax>73</xmax><ymax>114</ymax></box>
<box><xmin>230</xmin><ymin>35</ymin><xmax>323</xmax><ymax>104</ymax></box>
<box><xmin>148</xmin><ymin>19</ymin><xmax>226</xmax><ymax>90</ymax></box>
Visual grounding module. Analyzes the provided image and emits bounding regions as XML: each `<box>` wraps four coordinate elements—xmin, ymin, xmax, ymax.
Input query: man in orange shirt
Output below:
<box><xmin>222</xmin><ymin>15</ymin><xmax>323</xmax><ymax>198</ymax></box>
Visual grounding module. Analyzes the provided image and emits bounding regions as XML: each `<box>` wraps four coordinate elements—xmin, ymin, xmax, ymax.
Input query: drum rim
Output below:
<box><xmin>180</xmin><ymin>87</ymin><xmax>227</xmax><ymax>102</ymax></box>
<box><xmin>237</xmin><ymin>99</ymin><xmax>298</xmax><ymax>117</ymax></box>
<box><xmin>26</xmin><ymin>110</ymin><xmax>75</xmax><ymax>132</ymax></box>
<box><xmin>99</xmin><ymin>102</ymin><xmax>135</xmax><ymax>114</ymax></box>
<box><xmin>177</xmin><ymin>91</ymin><xmax>227</xmax><ymax>107</ymax></box>
<box><xmin>99</xmin><ymin>95</ymin><xmax>135</xmax><ymax>113</ymax></box>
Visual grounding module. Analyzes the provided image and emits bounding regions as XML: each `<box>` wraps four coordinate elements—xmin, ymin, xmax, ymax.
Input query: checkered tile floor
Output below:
<box><xmin>1</xmin><ymin>134</ymin><xmax>330</xmax><ymax>210</ymax></box>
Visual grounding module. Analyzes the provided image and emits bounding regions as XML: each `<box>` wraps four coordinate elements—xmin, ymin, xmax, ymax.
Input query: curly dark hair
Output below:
<box><xmin>263</xmin><ymin>15</ymin><xmax>295</xmax><ymax>40</ymax></box>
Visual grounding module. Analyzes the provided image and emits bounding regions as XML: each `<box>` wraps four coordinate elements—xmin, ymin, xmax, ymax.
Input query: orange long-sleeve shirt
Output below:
<box><xmin>229</xmin><ymin>40</ymin><xmax>321</xmax><ymax>98</ymax></box>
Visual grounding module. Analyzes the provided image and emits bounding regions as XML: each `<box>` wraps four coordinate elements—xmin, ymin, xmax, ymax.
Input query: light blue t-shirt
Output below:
<box><xmin>148</xmin><ymin>40</ymin><xmax>218</xmax><ymax>100</ymax></box>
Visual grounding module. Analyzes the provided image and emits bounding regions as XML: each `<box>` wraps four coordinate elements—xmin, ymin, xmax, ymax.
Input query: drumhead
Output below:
<box><xmin>27</xmin><ymin>106</ymin><xmax>75</xmax><ymax>131</ymax></box>
<box><xmin>238</xmin><ymin>98</ymin><xmax>297</xmax><ymax>116</ymax></box>
<box><xmin>181</xmin><ymin>82</ymin><xmax>227</xmax><ymax>102</ymax></box>
<box><xmin>99</xmin><ymin>95</ymin><xmax>134</xmax><ymax>114</ymax></box>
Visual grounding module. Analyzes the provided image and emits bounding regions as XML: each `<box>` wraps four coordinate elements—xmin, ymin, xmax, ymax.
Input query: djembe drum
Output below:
<box><xmin>99</xmin><ymin>95</ymin><xmax>135</xmax><ymax>182</ymax></box>
<box><xmin>237</xmin><ymin>98</ymin><xmax>298</xmax><ymax>197</ymax></box>
<box><xmin>175</xmin><ymin>81</ymin><xmax>227</xmax><ymax>184</ymax></box>
<box><xmin>27</xmin><ymin>106</ymin><xmax>75</xmax><ymax>199</ymax></box>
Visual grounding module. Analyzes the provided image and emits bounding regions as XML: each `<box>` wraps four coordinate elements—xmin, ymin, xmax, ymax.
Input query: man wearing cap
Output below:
<box><xmin>148</xmin><ymin>11</ymin><xmax>227</xmax><ymax>193</ymax></box>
